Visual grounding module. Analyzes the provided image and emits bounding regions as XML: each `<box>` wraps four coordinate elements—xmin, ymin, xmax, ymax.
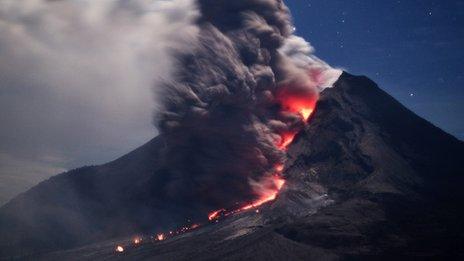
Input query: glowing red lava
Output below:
<box><xmin>276</xmin><ymin>89</ymin><xmax>317</xmax><ymax>121</ymax></box>
<box><xmin>205</xmin><ymin>91</ymin><xmax>317</xmax><ymax>220</ymax></box>
<box><xmin>133</xmin><ymin>237</ymin><xmax>142</xmax><ymax>245</ymax></box>
<box><xmin>157</xmin><ymin>234</ymin><xmax>165</xmax><ymax>241</ymax></box>
<box><xmin>284</xmin><ymin>97</ymin><xmax>315</xmax><ymax>121</ymax></box>
<box><xmin>300</xmin><ymin>108</ymin><xmax>314</xmax><ymax>121</ymax></box>
<box><xmin>208</xmin><ymin>209</ymin><xmax>225</xmax><ymax>221</ymax></box>
<box><xmin>278</xmin><ymin>132</ymin><xmax>297</xmax><ymax>150</ymax></box>
<box><xmin>115</xmin><ymin>90</ymin><xmax>317</xmax><ymax>251</ymax></box>
<box><xmin>240</xmin><ymin>176</ymin><xmax>285</xmax><ymax>211</ymax></box>
<box><xmin>115</xmin><ymin>245</ymin><xmax>124</xmax><ymax>253</ymax></box>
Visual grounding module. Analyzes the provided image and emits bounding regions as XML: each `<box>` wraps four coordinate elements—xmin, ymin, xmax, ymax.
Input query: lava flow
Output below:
<box><xmin>240</xmin><ymin>176</ymin><xmax>286</xmax><ymax>211</ymax></box>
<box><xmin>278</xmin><ymin>132</ymin><xmax>297</xmax><ymax>150</ymax></box>
<box><xmin>208</xmin><ymin>168</ymin><xmax>287</xmax><ymax>221</ymax></box>
<box><xmin>207</xmin><ymin>94</ymin><xmax>316</xmax><ymax>219</ymax></box>
<box><xmin>133</xmin><ymin>237</ymin><xmax>142</xmax><ymax>245</ymax></box>
<box><xmin>208</xmin><ymin>209</ymin><xmax>225</xmax><ymax>221</ymax></box>
<box><xmin>115</xmin><ymin>95</ymin><xmax>316</xmax><ymax>253</ymax></box>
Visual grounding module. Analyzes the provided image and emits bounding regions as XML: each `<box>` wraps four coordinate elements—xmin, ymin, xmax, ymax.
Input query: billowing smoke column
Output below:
<box><xmin>155</xmin><ymin>0</ymin><xmax>341</xmax><ymax>214</ymax></box>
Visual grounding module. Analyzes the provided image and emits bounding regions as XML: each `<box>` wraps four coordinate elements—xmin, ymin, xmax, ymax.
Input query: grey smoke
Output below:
<box><xmin>0</xmin><ymin>0</ymin><xmax>199</xmax><ymax>205</ymax></box>
<box><xmin>156</xmin><ymin>0</ymin><xmax>341</xmax><ymax>210</ymax></box>
<box><xmin>0</xmin><ymin>0</ymin><xmax>340</xmax><ymax>208</ymax></box>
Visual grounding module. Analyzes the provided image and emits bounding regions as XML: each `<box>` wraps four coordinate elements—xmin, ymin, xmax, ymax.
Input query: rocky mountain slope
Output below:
<box><xmin>1</xmin><ymin>72</ymin><xmax>463</xmax><ymax>260</ymax></box>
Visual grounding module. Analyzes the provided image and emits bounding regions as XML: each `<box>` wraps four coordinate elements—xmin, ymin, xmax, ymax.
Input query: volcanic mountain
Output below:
<box><xmin>1</xmin><ymin>72</ymin><xmax>463</xmax><ymax>259</ymax></box>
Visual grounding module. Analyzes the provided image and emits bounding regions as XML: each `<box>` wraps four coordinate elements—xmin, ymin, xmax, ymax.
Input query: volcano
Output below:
<box><xmin>1</xmin><ymin>72</ymin><xmax>463</xmax><ymax>259</ymax></box>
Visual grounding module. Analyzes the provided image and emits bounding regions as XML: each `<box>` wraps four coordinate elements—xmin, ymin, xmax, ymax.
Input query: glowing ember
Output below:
<box><xmin>133</xmin><ymin>237</ymin><xmax>142</xmax><ymax>245</ymax></box>
<box><xmin>208</xmin><ymin>209</ymin><xmax>225</xmax><ymax>221</ymax></box>
<box><xmin>190</xmin><ymin>224</ymin><xmax>200</xmax><ymax>229</ymax></box>
<box><xmin>115</xmin><ymin>245</ymin><xmax>124</xmax><ymax>253</ymax></box>
<box><xmin>157</xmin><ymin>234</ymin><xmax>165</xmax><ymax>241</ymax></box>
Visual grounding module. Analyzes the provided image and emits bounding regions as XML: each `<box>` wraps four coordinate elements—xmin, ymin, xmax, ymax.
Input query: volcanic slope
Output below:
<box><xmin>2</xmin><ymin>72</ymin><xmax>464</xmax><ymax>260</ymax></box>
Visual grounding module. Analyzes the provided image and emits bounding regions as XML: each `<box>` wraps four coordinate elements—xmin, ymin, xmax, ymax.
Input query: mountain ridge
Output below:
<box><xmin>1</xmin><ymin>72</ymin><xmax>463</xmax><ymax>259</ymax></box>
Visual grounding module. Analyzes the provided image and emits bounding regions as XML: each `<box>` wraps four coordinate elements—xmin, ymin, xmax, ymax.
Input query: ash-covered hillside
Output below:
<box><xmin>2</xmin><ymin>72</ymin><xmax>463</xmax><ymax>260</ymax></box>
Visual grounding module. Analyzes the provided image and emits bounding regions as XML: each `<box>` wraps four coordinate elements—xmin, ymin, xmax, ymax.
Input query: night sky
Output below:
<box><xmin>286</xmin><ymin>0</ymin><xmax>464</xmax><ymax>140</ymax></box>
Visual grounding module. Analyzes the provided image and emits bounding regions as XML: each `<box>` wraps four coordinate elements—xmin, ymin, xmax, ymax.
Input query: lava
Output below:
<box><xmin>204</xmin><ymin>89</ymin><xmax>316</xmax><ymax>220</ymax></box>
<box><xmin>300</xmin><ymin>108</ymin><xmax>314</xmax><ymax>121</ymax></box>
<box><xmin>133</xmin><ymin>237</ymin><xmax>142</xmax><ymax>245</ymax></box>
<box><xmin>115</xmin><ymin>245</ymin><xmax>124</xmax><ymax>253</ymax></box>
<box><xmin>276</xmin><ymin>89</ymin><xmax>317</xmax><ymax>121</ymax></box>
<box><xmin>278</xmin><ymin>132</ymin><xmax>297</xmax><ymax>150</ymax></box>
<box><xmin>240</xmin><ymin>176</ymin><xmax>285</xmax><ymax>210</ymax></box>
<box><xmin>116</xmin><ymin>89</ymin><xmax>317</xmax><ymax>252</ymax></box>
<box><xmin>208</xmin><ymin>209</ymin><xmax>225</xmax><ymax>221</ymax></box>
<box><xmin>157</xmin><ymin>234</ymin><xmax>165</xmax><ymax>241</ymax></box>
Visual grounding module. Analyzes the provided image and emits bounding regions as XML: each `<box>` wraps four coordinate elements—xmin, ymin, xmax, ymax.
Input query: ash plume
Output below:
<box><xmin>155</xmin><ymin>0</ymin><xmax>341</xmax><ymax>211</ymax></box>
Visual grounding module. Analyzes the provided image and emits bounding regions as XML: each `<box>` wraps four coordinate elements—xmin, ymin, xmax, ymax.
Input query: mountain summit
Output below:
<box><xmin>1</xmin><ymin>72</ymin><xmax>463</xmax><ymax>259</ymax></box>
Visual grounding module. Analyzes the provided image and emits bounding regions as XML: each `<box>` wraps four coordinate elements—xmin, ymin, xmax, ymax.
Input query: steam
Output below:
<box><xmin>281</xmin><ymin>35</ymin><xmax>342</xmax><ymax>89</ymax></box>
<box><xmin>156</xmin><ymin>0</ymin><xmax>341</xmax><ymax>210</ymax></box>
<box><xmin>0</xmin><ymin>0</ymin><xmax>198</xmax><ymax>204</ymax></box>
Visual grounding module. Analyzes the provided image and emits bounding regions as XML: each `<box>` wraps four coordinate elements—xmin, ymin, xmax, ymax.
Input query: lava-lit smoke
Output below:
<box><xmin>155</xmin><ymin>0</ymin><xmax>341</xmax><ymax>214</ymax></box>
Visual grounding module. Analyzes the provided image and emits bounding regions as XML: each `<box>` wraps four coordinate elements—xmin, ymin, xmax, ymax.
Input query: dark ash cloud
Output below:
<box><xmin>155</xmin><ymin>0</ymin><xmax>341</xmax><ymax>211</ymax></box>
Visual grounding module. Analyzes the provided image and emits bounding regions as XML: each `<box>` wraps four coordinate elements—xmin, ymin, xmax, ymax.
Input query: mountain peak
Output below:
<box><xmin>1</xmin><ymin>74</ymin><xmax>463</xmax><ymax>259</ymax></box>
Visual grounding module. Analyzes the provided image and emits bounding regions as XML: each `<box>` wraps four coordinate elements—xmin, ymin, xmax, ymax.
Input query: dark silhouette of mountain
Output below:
<box><xmin>1</xmin><ymin>72</ymin><xmax>463</xmax><ymax>260</ymax></box>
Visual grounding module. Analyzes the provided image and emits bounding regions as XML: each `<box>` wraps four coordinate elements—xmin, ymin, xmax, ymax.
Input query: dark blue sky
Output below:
<box><xmin>286</xmin><ymin>0</ymin><xmax>464</xmax><ymax>140</ymax></box>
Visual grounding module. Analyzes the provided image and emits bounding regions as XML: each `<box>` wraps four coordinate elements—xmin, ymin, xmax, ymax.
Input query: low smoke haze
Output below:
<box><xmin>0</xmin><ymin>0</ymin><xmax>199</xmax><ymax>205</ymax></box>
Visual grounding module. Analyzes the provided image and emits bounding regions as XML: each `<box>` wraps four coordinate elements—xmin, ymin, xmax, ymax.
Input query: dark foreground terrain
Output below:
<box><xmin>1</xmin><ymin>72</ymin><xmax>464</xmax><ymax>260</ymax></box>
